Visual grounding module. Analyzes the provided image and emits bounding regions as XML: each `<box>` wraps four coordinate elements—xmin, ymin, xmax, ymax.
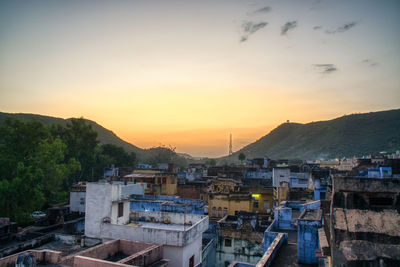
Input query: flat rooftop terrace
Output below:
<box><xmin>127</xmin><ymin>222</ymin><xmax>189</xmax><ymax>231</ymax></box>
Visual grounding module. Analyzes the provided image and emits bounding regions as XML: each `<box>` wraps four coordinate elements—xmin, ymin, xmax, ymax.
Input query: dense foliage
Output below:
<box><xmin>0</xmin><ymin>118</ymin><xmax>136</xmax><ymax>224</ymax></box>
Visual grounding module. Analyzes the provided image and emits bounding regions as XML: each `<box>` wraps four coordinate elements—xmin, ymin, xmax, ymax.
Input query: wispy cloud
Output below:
<box><xmin>313</xmin><ymin>25</ymin><xmax>322</xmax><ymax>30</ymax></box>
<box><xmin>281</xmin><ymin>21</ymin><xmax>298</xmax><ymax>35</ymax></box>
<box><xmin>325</xmin><ymin>22</ymin><xmax>357</xmax><ymax>34</ymax></box>
<box><xmin>253</xmin><ymin>6</ymin><xmax>271</xmax><ymax>14</ymax></box>
<box><xmin>362</xmin><ymin>59</ymin><xmax>378</xmax><ymax>67</ymax></box>
<box><xmin>240</xmin><ymin>21</ymin><xmax>268</xmax><ymax>42</ymax></box>
<box><xmin>313</xmin><ymin>64</ymin><xmax>338</xmax><ymax>74</ymax></box>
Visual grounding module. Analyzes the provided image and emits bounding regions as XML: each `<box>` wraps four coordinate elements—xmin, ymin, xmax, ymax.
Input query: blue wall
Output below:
<box><xmin>130</xmin><ymin>195</ymin><xmax>206</xmax><ymax>214</ymax></box>
<box><xmin>297</xmin><ymin>219</ymin><xmax>321</xmax><ymax>264</ymax></box>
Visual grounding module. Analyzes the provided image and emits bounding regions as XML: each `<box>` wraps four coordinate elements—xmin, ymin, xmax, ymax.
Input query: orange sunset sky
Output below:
<box><xmin>1</xmin><ymin>0</ymin><xmax>399</xmax><ymax>157</ymax></box>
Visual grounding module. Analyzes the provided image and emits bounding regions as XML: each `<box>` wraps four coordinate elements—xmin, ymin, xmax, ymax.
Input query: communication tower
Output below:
<box><xmin>229</xmin><ymin>133</ymin><xmax>233</xmax><ymax>155</ymax></box>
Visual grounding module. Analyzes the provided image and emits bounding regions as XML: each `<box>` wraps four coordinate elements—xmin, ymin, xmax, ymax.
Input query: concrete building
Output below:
<box><xmin>208</xmin><ymin>192</ymin><xmax>252</xmax><ymax>218</ymax></box>
<box><xmin>215</xmin><ymin>214</ymin><xmax>265</xmax><ymax>267</ymax></box>
<box><xmin>124</xmin><ymin>170</ymin><xmax>178</xmax><ymax>196</ymax></box>
<box><xmin>85</xmin><ymin>182</ymin><xmax>209</xmax><ymax>267</ymax></box>
<box><xmin>297</xmin><ymin>209</ymin><xmax>322</xmax><ymax>264</ymax></box>
<box><xmin>320</xmin><ymin>177</ymin><xmax>400</xmax><ymax>266</ymax></box>
<box><xmin>177</xmin><ymin>180</ymin><xmax>209</xmax><ymax>202</ymax></box>
<box><xmin>70</xmin><ymin>183</ymin><xmax>86</xmax><ymax>213</ymax></box>
<box><xmin>289</xmin><ymin>173</ymin><xmax>310</xmax><ymax>188</ymax></box>
<box><xmin>130</xmin><ymin>194</ymin><xmax>206</xmax><ymax>215</ymax></box>
<box><xmin>272</xmin><ymin>168</ymin><xmax>290</xmax><ymax>187</ymax></box>
<box><xmin>0</xmin><ymin>239</ymin><xmax>169</xmax><ymax>267</ymax></box>
<box><xmin>309</xmin><ymin>169</ymin><xmax>330</xmax><ymax>201</ymax></box>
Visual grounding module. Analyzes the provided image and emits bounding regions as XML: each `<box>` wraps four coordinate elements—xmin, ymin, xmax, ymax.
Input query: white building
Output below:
<box><xmin>85</xmin><ymin>182</ymin><xmax>209</xmax><ymax>267</ymax></box>
<box><xmin>290</xmin><ymin>172</ymin><xmax>310</xmax><ymax>188</ymax></box>
<box><xmin>272</xmin><ymin>168</ymin><xmax>290</xmax><ymax>187</ymax></box>
<box><xmin>70</xmin><ymin>183</ymin><xmax>86</xmax><ymax>213</ymax></box>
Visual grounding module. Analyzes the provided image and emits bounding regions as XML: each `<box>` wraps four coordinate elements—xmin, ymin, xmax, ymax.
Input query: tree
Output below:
<box><xmin>0</xmin><ymin>119</ymin><xmax>79</xmax><ymax>223</ymax></box>
<box><xmin>93</xmin><ymin>144</ymin><xmax>136</xmax><ymax>177</ymax></box>
<box><xmin>52</xmin><ymin>118</ymin><xmax>98</xmax><ymax>182</ymax></box>
<box><xmin>238</xmin><ymin>153</ymin><xmax>246</xmax><ymax>164</ymax></box>
<box><xmin>143</xmin><ymin>145</ymin><xmax>188</xmax><ymax>169</ymax></box>
<box><xmin>100</xmin><ymin>144</ymin><xmax>136</xmax><ymax>166</ymax></box>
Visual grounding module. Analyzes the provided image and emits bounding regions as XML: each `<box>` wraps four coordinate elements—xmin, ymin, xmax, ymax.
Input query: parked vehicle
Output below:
<box><xmin>31</xmin><ymin>211</ymin><xmax>46</xmax><ymax>219</ymax></box>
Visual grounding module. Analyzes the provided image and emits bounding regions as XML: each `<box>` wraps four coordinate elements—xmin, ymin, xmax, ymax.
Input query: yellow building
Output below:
<box><xmin>123</xmin><ymin>170</ymin><xmax>177</xmax><ymax>196</ymax></box>
<box><xmin>208</xmin><ymin>192</ymin><xmax>252</xmax><ymax>218</ymax></box>
<box><xmin>208</xmin><ymin>185</ymin><xmax>275</xmax><ymax>218</ymax></box>
<box><xmin>243</xmin><ymin>186</ymin><xmax>274</xmax><ymax>214</ymax></box>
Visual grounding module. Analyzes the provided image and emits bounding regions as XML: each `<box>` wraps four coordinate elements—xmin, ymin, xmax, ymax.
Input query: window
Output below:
<box><xmin>212</xmin><ymin>207</ymin><xmax>216</xmax><ymax>217</ymax></box>
<box><xmin>263</xmin><ymin>200</ymin><xmax>270</xmax><ymax>210</ymax></box>
<box><xmin>118</xmin><ymin>202</ymin><xmax>124</xmax><ymax>217</ymax></box>
<box><xmin>217</xmin><ymin>207</ymin><xmax>222</xmax><ymax>217</ymax></box>
<box><xmin>224</xmin><ymin>238</ymin><xmax>232</xmax><ymax>247</ymax></box>
<box><xmin>253</xmin><ymin>200</ymin><xmax>259</xmax><ymax>209</ymax></box>
<box><xmin>189</xmin><ymin>255</ymin><xmax>194</xmax><ymax>267</ymax></box>
<box><xmin>223</xmin><ymin>207</ymin><xmax>228</xmax><ymax>216</ymax></box>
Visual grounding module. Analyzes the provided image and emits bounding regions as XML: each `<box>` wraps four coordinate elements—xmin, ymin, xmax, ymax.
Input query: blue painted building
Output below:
<box><xmin>130</xmin><ymin>194</ymin><xmax>206</xmax><ymax>214</ymax></box>
<box><xmin>380</xmin><ymin>167</ymin><xmax>392</xmax><ymax>177</ymax></box>
<box><xmin>313</xmin><ymin>177</ymin><xmax>328</xmax><ymax>200</ymax></box>
<box><xmin>297</xmin><ymin>209</ymin><xmax>322</xmax><ymax>264</ymax></box>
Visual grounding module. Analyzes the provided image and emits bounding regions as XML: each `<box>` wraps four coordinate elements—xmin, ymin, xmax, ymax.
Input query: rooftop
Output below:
<box><xmin>126</xmin><ymin>222</ymin><xmax>189</xmax><ymax>231</ymax></box>
<box><xmin>334</xmin><ymin>177</ymin><xmax>400</xmax><ymax>193</ymax></box>
<box><xmin>298</xmin><ymin>209</ymin><xmax>322</xmax><ymax>221</ymax></box>
<box><xmin>333</xmin><ymin>208</ymin><xmax>400</xmax><ymax>236</ymax></box>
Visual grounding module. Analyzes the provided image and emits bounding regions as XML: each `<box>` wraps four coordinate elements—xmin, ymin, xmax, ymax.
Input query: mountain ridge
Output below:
<box><xmin>0</xmin><ymin>112</ymin><xmax>142</xmax><ymax>154</ymax></box>
<box><xmin>221</xmin><ymin>109</ymin><xmax>400</xmax><ymax>161</ymax></box>
<box><xmin>1</xmin><ymin>109</ymin><xmax>399</xmax><ymax>162</ymax></box>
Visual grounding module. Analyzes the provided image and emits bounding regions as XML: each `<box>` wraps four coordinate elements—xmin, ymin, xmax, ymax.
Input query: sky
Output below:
<box><xmin>0</xmin><ymin>0</ymin><xmax>399</xmax><ymax>157</ymax></box>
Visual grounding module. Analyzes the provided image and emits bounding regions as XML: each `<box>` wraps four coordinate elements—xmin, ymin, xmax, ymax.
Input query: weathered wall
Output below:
<box><xmin>73</xmin><ymin>256</ymin><xmax>132</xmax><ymax>267</ymax></box>
<box><xmin>209</xmin><ymin>195</ymin><xmax>252</xmax><ymax>217</ymax></box>
<box><xmin>85</xmin><ymin>183</ymin><xmax>115</xmax><ymax>238</ymax></box>
<box><xmin>0</xmin><ymin>250</ymin><xmax>61</xmax><ymax>267</ymax></box>
<box><xmin>120</xmin><ymin>244</ymin><xmax>163</xmax><ymax>266</ymax></box>
<box><xmin>216</xmin><ymin>237</ymin><xmax>264</xmax><ymax>267</ymax></box>
<box><xmin>70</xmin><ymin>191</ymin><xmax>86</xmax><ymax>213</ymax></box>
<box><xmin>111</xmin><ymin>201</ymin><xmax>130</xmax><ymax>225</ymax></box>
<box><xmin>256</xmin><ymin>233</ymin><xmax>287</xmax><ymax>267</ymax></box>
<box><xmin>297</xmin><ymin>220</ymin><xmax>321</xmax><ymax>264</ymax></box>
<box><xmin>272</xmin><ymin>168</ymin><xmax>290</xmax><ymax>187</ymax></box>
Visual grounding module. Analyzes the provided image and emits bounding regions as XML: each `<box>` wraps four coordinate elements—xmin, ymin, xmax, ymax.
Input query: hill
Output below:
<box><xmin>222</xmin><ymin>109</ymin><xmax>400</xmax><ymax>161</ymax></box>
<box><xmin>0</xmin><ymin>112</ymin><xmax>191</xmax><ymax>165</ymax></box>
<box><xmin>0</xmin><ymin>112</ymin><xmax>142</xmax><ymax>154</ymax></box>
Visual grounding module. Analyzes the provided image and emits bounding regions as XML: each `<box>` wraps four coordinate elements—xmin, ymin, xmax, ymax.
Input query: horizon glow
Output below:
<box><xmin>1</xmin><ymin>0</ymin><xmax>399</xmax><ymax>157</ymax></box>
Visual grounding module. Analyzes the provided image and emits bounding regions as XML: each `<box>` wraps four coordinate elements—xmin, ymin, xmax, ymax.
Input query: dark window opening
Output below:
<box><xmin>253</xmin><ymin>200</ymin><xmax>259</xmax><ymax>209</ymax></box>
<box><xmin>224</xmin><ymin>238</ymin><xmax>232</xmax><ymax>247</ymax></box>
<box><xmin>118</xmin><ymin>202</ymin><xmax>124</xmax><ymax>217</ymax></box>
<box><xmin>189</xmin><ymin>255</ymin><xmax>194</xmax><ymax>267</ymax></box>
<box><xmin>369</xmin><ymin>197</ymin><xmax>393</xmax><ymax>206</ymax></box>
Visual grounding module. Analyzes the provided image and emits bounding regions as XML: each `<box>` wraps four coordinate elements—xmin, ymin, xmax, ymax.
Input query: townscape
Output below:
<box><xmin>1</xmin><ymin>0</ymin><xmax>400</xmax><ymax>266</ymax></box>
<box><xmin>1</xmin><ymin>147</ymin><xmax>399</xmax><ymax>266</ymax></box>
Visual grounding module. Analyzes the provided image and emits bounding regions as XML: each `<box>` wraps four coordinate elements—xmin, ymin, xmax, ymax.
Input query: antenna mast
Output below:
<box><xmin>229</xmin><ymin>133</ymin><xmax>233</xmax><ymax>155</ymax></box>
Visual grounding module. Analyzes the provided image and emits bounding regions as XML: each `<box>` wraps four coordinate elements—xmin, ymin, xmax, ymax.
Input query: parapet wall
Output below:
<box><xmin>0</xmin><ymin>249</ymin><xmax>62</xmax><ymax>267</ymax></box>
